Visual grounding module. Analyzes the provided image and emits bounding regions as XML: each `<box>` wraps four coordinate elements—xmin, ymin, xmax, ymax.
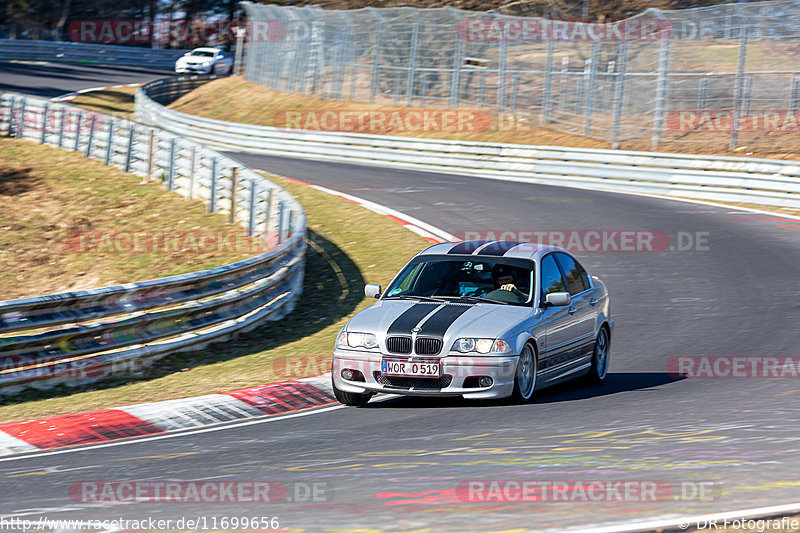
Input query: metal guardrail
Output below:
<box><xmin>0</xmin><ymin>39</ymin><xmax>185</xmax><ymax>69</ymax></box>
<box><xmin>136</xmin><ymin>77</ymin><xmax>800</xmax><ymax>210</ymax></box>
<box><xmin>0</xmin><ymin>90</ymin><xmax>306</xmax><ymax>393</ymax></box>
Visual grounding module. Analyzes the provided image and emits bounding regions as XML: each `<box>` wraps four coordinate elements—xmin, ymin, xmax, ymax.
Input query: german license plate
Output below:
<box><xmin>381</xmin><ymin>358</ymin><xmax>441</xmax><ymax>377</ymax></box>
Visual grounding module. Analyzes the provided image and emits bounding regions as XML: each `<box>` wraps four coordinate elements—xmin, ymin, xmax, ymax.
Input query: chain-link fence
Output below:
<box><xmin>241</xmin><ymin>0</ymin><xmax>800</xmax><ymax>151</ymax></box>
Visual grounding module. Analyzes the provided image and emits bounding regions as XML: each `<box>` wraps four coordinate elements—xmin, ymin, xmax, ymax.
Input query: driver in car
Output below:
<box><xmin>492</xmin><ymin>264</ymin><xmax>529</xmax><ymax>299</ymax></box>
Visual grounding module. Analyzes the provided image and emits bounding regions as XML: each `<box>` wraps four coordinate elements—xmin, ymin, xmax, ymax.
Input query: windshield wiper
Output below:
<box><xmin>383</xmin><ymin>295</ymin><xmax>446</xmax><ymax>302</ymax></box>
<box><xmin>433</xmin><ymin>295</ymin><xmax>511</xmax><ymax>305</ymax></box>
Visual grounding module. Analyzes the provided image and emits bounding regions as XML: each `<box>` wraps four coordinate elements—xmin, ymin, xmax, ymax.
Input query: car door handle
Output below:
<box><xmin>589</xmin><ymin>298</ymin><xmax>598</xmax><ymax>306</ymax></box>
<box><xmin>568</xmin><ymin>307</ymin><xmax>577</xmax><ymax>314</ymax></box>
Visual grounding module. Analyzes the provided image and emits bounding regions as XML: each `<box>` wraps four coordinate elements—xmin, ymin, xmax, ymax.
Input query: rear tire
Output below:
<box><xmin>512</xmin><ymin>343</ymin><xmax>537</xmax><ymax>403</ymax></box>
<box><xmin>332</xmin><ymin>377</ymin><xmax>372</xmax><ymax>407</ymax></box>
<box><xmin>586</xmin><ymin>327</ymin><xmax>610</xmax><ymax>385</ymax></box>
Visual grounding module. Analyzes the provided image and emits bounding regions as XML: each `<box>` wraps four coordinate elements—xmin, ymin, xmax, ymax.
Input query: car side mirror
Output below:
<box><xmin>365</xmin><ymin>284</ymin><xmax>382</xmax><ymax>299</ymax></box>
<box><xmin>545</xmin><ymin>292</ymin><xmax>571</xmax><ymax>306</ymax></box>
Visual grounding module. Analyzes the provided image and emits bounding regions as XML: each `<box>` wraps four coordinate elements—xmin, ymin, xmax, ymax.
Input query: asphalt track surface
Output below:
<box><xmin>3</xmin><ymin>64</ymin><xmax>800</xmax><ymax>532</ymax></box>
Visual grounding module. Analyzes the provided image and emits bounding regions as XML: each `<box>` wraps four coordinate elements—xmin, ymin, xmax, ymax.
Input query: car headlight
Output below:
<box><xmin>336</xmin><ymin>331</ymin><xmax>378</xmax><ymax>350</ymax></box>
<box><xmin>452</xmin><ymin>338</ymin><xmax>511</xmax><ymax>354</ymax></box>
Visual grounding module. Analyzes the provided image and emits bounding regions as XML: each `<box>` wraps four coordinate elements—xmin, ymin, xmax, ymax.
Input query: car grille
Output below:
<box><xmin>374</xmin><ymin>372</ymin><xmax>453</xmax><ymax>389</ymax></box>
<box><xmin>387</xmin><ymin>336</ymin><xmax>412</xmax><ymax>354</ymax></box>
<box><xmin>415</xmin><ymin>337</ymin><xmax>442</xmax><ymax>355</ymax></box>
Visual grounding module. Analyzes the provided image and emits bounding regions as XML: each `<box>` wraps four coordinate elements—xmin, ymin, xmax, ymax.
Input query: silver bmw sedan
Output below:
<box><xmin>331</xmin><ymin>240</ymin><xmax>613</xmax><ymax>406</ymax></box>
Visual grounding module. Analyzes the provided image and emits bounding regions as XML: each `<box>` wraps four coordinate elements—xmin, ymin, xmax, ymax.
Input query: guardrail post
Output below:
<box><xmin>541</xmin><ymin>39</ymin><xmax>555</xmax><ymax>123</ymax></box>
<box><xmin>58</xmin><ymin>108</ymin><xmax>66</xmax><ymax>148</ymax></box>
<box><xmin>264</xmin><ymin>188</ymin><xmax>275</xmax><ymax>246</ymax></box>
<box><xmin>84</xmin><ymin>114</ymin><xmax>96</xmax><ymax>158</ymax></box>
<box><xmin>210</xmin><ymin>157</ymin><xmax>218</xmax><ymax>213</ymax></box>
<box><xmin>277</xmin><ymin>200</ymin><xmax>285</xmax><ymax>244</ymax></box>
<box><xmin>189</xmin><ymin>145</ymin><xmax>197</xmax><ymax>200</ymax></box>
<box><xmin>73</xmin><ymin>112</ymin><xmax>82</xmax><ymax>152</ymax></box>
<box><xmin>104</xmin><ymin>119</ymin><xmax>115</xmax><ymax>165</ymax></box>
<box><xmin>247</xmin><ymin>179</ymin><xmax>257</xmax><ymax>236</ymax></box>
<box><xmin>146</xmin><ymin>129</ymin><xmax>155</xmax><ymax>182</ymax></box>
<box><xmin>584</xmin><ymin>42</ymin><xmax>599</xmax><ymax>137</ymax></box>
<box><xmin>124</xmin><ymin>123</ymin><xmax>135</xmax><ymax>173</ymax></box>
<box><xmin>167</xmin><ymin>137</ymin><xmax>176</xmax><ymax>190</ymax></box>
<box><xmin>40</xmin><ymin>103</ymin><xmax>48</xmax><ymax>144</ymax></box>
<box><xmin>229</xmin><ymin>167</ymin><xmax>239</xmax><ymax>223</ymax></box>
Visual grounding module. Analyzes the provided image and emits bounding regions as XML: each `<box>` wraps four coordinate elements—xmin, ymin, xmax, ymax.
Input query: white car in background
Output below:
<box><xmin>174</xmin><ymin>47</ymin><xmax>233</xmax><ymax>75</ymax></box>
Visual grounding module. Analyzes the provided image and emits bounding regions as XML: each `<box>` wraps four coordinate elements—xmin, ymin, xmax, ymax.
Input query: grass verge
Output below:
<box><xmin>67</xmin><ymin>86</ymin><xmax>137</xmax><ymax>118</ymax></box>
<box><xmin>0</xmin><ymin>170</ymin><xmax>430</xmax><ymax>422</ymax></box>
<box><xmin>0</xmin><ymin>137</ymin><xmax>263</xmax><ymax>300</ymax></box>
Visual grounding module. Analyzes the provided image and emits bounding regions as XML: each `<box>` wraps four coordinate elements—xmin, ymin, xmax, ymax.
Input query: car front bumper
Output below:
<box><xmin>332</xmin><ymin>349</ymin><xmax>519</xmax><ymax>399</ymax></box>
<box><xmin>175</xmin><ymin>64</ymin><xmax>212</xmax><ymax>74</ymax></box>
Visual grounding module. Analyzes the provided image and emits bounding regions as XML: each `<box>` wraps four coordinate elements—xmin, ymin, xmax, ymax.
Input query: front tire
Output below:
<box><xmin>332</xmin><ymin>377</ymin><xmax>372</xmax><ymax>407</ymax></box>
<box><xmin>512</xmin><ymin>343</ymin><xmax>537</xmax><ymax>403</ymax></box>
<box><xmin>586</xmin><ymin>327</ymin><xmax>610</xmax><ymax>384</ymax></box>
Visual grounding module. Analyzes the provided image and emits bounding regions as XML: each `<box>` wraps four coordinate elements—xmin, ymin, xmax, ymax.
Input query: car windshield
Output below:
<box><xmin>190</xmin><ymin>50</ymin><xmax>215</xmax><ymax>57</ymax></box>
<box><xmin>384</xmin><ymin>257</ymin><xmax>534</xmax><ymax>306</ymax></box>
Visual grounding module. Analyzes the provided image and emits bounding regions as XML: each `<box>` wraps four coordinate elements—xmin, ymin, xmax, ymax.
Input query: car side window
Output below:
<box><xmin>554</xmin><ymin>253</ymin><xmax>589</xmax><ymax>295</ymax></box>
<box><xmin>540</xmin><ymin>254</ymin><xmax>566</xmax><ymax>297</ymax></box>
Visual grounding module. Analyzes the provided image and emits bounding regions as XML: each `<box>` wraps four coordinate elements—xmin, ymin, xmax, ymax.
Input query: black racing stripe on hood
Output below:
<box><xmin>477</xmin><ymin>241</ymin><xmax>526</xmax><ymax>256</ymax></box>
<box><xmin>416</xmin><ymin>304</ymin><xmax>473</xmax><ymax>338</ymax></box>
<box><xmin>447</xmin><ymin>241</ymin><xmax>489</xmax><ymax>254</ymax></box>
<box><xmin>387</xmin><ymin>302</ymin><xmax>441</xmax><ymax>336</ymax></box>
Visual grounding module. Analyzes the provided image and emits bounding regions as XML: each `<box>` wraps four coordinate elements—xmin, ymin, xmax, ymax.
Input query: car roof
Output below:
<box><xmin>417</xmin><ymin>240</ymin><xmax>566</xmax><ymax>261</ymax></box>
<box><xmin>191</xmin><ymin>47</ymin><xmax>221</xmax><ymax>52</ymax></box>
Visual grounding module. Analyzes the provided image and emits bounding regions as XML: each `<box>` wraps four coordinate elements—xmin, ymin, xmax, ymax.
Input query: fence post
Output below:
<box><xmin>497</xmin><ymin>36</ymin><xmax>508</xmax><ymax>110</ymax></box>
<box><xmin>611</xmin><ymin>42</ymin><xmax>629</xmax><ymax>147</ymax></box>
<box><xmin>167</xmin><ymin>137</ymin><xmax>176</xmax><ymax>190</ymax></box>
<box><xmin>104</xmin><ymin>119</ymin><xmax>115</xmax><ymax>165</ymax></box>
<box><xmin>73</xmin><ymin>112</ymin><xmax>82</xmax><ymax>152</ymax></box>
<box><xmin>6</xmin><ymin>97</ymin><xmax>15</xmax><ymax>136</ymax></box>
<box><xmin>369</xmin><ymin>10</ymin><xmax>384</xmax><ymax>103</ymax></box>
<box><xmin>405</xmin><ymin>15</ymin><xmax>421</xmax><ymax>106</ymax></box>
<box><xmin>730</xmin><ymin>28</ymin><xmax>748</xmax><ymax>151</ymax></box>
<box><xmin>233</xmin><ymin>26</ymin><xmax>246</xmax><ymax>76</ymax></box>
<box><xmin>277</xmin><ymin>200</ymin><xmax>285</xmax><ymax>244</ymax></box>
<box><xmin>650</xmin><ymin>38</ymin><xmax>672</xmax><ymax>150</ymax></box>
<box><xmin>84</xmin><ymin>114</ymin><xmax>96</xmax><ymax>158</ymax></box>
<box><xmin>248</xmin><ymin>179</ymin><xmax>257</xmax><ymax>236</ymax></box>
<box><xmin>40</xmin><ymin>103</ymin><xmax>48</xmax><ymax>144</ymax></box>
<box><xmin>542</xmin><ymin>39</ymin><xmax>555</xmax><ymax>123</ymax></box>
<box><xmin>17</xmin><ymin>98</ymin><xmax>25</xmax><ymax>138</ymax></box>
<box><xmin>698</xmin><ymin>76</ymin><xmax>708</xmax><ymax>111</ymax></box>
<box><xmin>146</xmin><ymin>129</ymin><xmax>156</xmax><ymax>182</ymax></box>
<box><xmin>58</xmin><ymin>108</ymin><xmax>66</xmax><ymax>148</ymax></box>
<box><xmin>449</xmin><ymin>29</ymin><xmax>464</xmax><ymax>108</ymax></box>
<box><xmin>229</xmin><ymin>167</ymin><xmax>239</xmax><ymax>223</ymax></box>
<box><xmin>791</xmin><ymin>76</ymin><xmax>800</xmax><ymax>112</ymax></box>
<box><xmin>583</xmin><ymin>42</ymin><xmax>599</xmax><ymax>137</ymax></box>
<box><xmin>210</xmin><ymin>157</ymin><xmax>218</xmax><ymax>213</ymax></box>
<box><xmin>123</xmin><ymin>124</ymin><xmax>134</xmax><ymax>172</ymax></box>
<box><xmin>189</xmin><ymin>145</ymin><xmax>197</xmax><ymax>200</ymax></box>
<box><xmin>264</xmin><ymin>188</ymin><xmax>275</xmax><ymax>246</ymax></box>
<box><xmin>287</xmin><ymin>209</ymin><xmax>294</xmax><ymax>238</ymax></box>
